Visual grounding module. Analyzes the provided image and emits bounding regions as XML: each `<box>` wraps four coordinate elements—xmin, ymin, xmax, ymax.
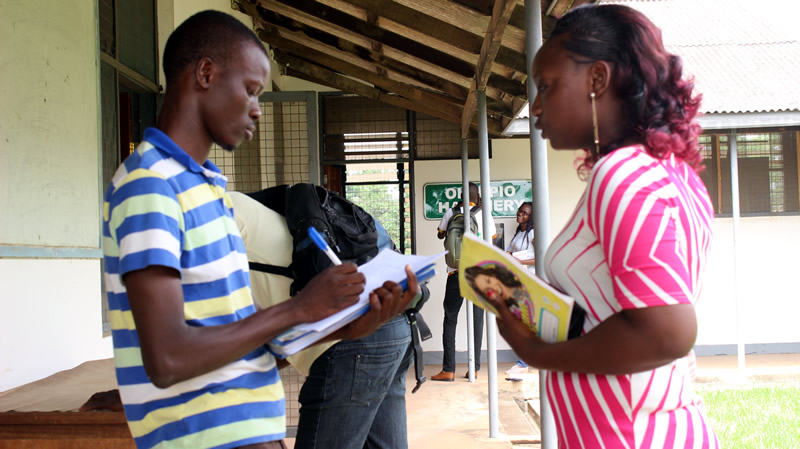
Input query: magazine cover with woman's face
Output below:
<box><xmin>458</xmin><ymin>234</ymin><xmax>574</xmax><ymax>342</ymax></box>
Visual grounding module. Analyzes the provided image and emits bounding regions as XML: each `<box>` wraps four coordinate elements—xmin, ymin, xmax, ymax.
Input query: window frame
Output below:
<box><xmin>99</xmin><ymin>0</ymin><xmax>160</xmax><ymax>335</ymax></box>
<box><xmin>699</xmin><ymin>126</ymin><xmax>800</xmax><ymax>217</ymax></box>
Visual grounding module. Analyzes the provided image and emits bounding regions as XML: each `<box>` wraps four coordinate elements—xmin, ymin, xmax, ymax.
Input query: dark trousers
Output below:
<box><xmin>441</xmin><ymin>272</ymin><xmax>484</xmax><ymax>373</ymax></box>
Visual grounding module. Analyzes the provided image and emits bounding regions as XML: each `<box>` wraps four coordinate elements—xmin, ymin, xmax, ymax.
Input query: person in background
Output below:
<box><xmin>431</xmin><ymin>182</ymin><xmax>496</xmax><ymax>381</ymax></box>
<box><xmin>487</xmin><ymin>4</ymin><xmax>719</xmax><ymax>447</ymax></box>
<box><xmin>505</xmin><ymin>201</ymin><xmax>535</xmax><ymax>377</ymax></box>
<box><xmin>230</xmin><ymin>192</ymin><xmax>416</xmax><ymax>449</ymax></box>
<box><xmin>102</xmin><ymin>11</ymin><xmax>417</xmax><ymax>449</ymax></box>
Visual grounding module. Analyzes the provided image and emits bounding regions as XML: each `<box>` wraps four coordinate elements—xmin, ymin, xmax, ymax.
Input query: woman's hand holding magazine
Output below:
<box><xmin>457</xmin><ymin>234</ymin><xmax>574</xmax><ymax>343</ymax></box>
<box><xmin>483</xmin><ymin>288</ymin><xmax>546</xmax><ymax>349</ymax></box>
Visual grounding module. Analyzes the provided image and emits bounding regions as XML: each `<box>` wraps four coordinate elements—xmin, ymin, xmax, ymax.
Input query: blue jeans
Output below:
<box><xmin>294</xmin><ymin>314</ymin><xmax>413</xmax><ymax>449</ymax></box>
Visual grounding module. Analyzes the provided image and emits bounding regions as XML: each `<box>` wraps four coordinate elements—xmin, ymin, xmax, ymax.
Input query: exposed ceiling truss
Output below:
<box><xmin>233</xmin><ymin>0</ymin><xmax>593</xmax><ymax>138</ymax></box>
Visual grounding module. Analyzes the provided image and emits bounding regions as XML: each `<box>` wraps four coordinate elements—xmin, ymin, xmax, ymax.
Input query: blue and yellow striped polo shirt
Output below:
<box><xmin>102</xmin><ymin>127</ymin><xmax>285</xmax><ymax>449</ymax></box>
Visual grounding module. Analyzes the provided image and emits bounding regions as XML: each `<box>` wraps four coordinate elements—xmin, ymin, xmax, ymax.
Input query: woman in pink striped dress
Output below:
<box><xmin>488</xmin><ymin>4</ymin><xmax>719</xmax><ymax>448</ymax></box>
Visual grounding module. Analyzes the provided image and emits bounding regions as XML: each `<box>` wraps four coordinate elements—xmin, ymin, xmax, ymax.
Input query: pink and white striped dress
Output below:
<box><xmin>544</xmin><ymin>145</ymin><xmax>719</xmax><ymax>448</ymax></box>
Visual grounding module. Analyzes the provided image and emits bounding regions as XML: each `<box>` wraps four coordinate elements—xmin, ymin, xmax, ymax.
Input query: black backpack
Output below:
<box><xmin>246</xmin><ymin>183</ymin><xmax>378</xmax><ymax>295</ymax></box>
<box><xmin>245</xmin><ymin>183</ymin><xmax>432</xmax><ymax>392</ymax></box>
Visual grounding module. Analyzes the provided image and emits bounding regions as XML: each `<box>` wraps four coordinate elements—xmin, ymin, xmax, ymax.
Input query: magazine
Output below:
<box><xmin>458</xmin><ymin>233</ymin><xmax>574</xmax><ymax>343</ymax></box>
<box><xmin>268</xmin><ymin>249</ymin><xmax>445</xmax><ymax>357</ymax></box>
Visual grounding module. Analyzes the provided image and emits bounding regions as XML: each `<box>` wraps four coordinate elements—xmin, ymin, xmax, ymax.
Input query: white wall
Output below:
<box><xmin>0</xmin><ymin>259</ymin><xmax>108</xmax><ymax>391</ymax></box>
<box><xmin>0</xmin><ymin>0</ymin><xmax>101</xmax><ymax>246</ymax></box>
<box><xmin>696</xmin><ymin>216</ymin><xmax>800</xmax><ymax>347</ymax></box>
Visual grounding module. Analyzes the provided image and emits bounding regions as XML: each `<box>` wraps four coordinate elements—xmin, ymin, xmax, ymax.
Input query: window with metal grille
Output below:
<box><xmin>321</xmin><ymin>94</ymin><xmax>414</xmax><ymax>253</ymax></box>
<box><xmin>209</xmin><ymin>91</ymin><xmax>317</xmax><ymax>432</ymax></box>
<box><xmin>699</xmin><ymin>128</ymin><xmax>799</xmax><ymax>215</ymax></box>
<box><xmin>415</xmin><ymin>113</ymin><xmax>482</xmax><ymax>160</ymax></box>
<box><xmin>99</xmin><ymin>0</ymin><xmax>158</xmax><ymax>335</ymax></box>
<box><xmin>320</xmin><ymin>94</ymin><xmax>491</xmax><ymax>252</ymax></box>
<box><xmin>211</xmin><ymin>92</ymin><xmax>318</xmax><ymax>192</ymax></box>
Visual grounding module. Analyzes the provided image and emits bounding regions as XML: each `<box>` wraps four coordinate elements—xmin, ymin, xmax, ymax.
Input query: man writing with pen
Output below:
<box><xmin>101</xmin><ymin>10</ymin><xmax>419</xmax><ymax>449</ymax></box>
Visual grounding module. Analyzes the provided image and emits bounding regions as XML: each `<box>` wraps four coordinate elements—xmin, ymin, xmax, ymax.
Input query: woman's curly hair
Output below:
<box><xmin>551</xmin><ymin>4</ymin><xmax>703</xmax><ymax>176</ymax></box>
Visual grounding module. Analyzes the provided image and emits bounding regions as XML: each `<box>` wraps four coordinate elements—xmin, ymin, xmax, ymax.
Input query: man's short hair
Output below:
<box><xmin>163</xmin><ymin>10</ymin><xmax>267</xmax><ymax>86</ymax></box>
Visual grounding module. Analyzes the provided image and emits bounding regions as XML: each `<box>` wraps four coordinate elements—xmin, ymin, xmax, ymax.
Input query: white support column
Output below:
<box><xmin>477</xmin><ymin>90</ymin><xmax>499</xmax><ymax>437</ymax></box>
<box><xmin>525</xmin><ymin>1</ymin><xmax>557</xmax><ymax>447</ymax></box>
<box><xmin>729</xmin><ymin>130</ymin><xmax>746</xmax><ymax>372</ymax></box>
<box><xmin>463</xmin><ymin>139</ymin><xmax>477</xmax><ymax>382</ymax></box>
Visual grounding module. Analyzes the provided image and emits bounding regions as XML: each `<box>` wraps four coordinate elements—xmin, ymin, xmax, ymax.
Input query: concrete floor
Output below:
<box><xmin>2</xmin><ymin>353</ymin><xmax>797</xmax><ymax>448</ymax></box>
<box><xmin>285</xmin><ymin>353</ymin><xmax>800</xmax><ymax>449</ymax></box>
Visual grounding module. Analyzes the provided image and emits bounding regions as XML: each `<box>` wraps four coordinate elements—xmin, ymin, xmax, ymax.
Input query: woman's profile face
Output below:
<box><xmin>474</xmin><ymin>273</ymin><xmax>511</xmax><ymax>302</ymax></box>
<box><xmin>530</xmin><ymin>36</ymin><xmax>594</xmax><ymax>150</ymax></box>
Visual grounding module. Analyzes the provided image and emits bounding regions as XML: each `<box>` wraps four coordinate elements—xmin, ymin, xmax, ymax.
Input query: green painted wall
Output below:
<box><xmin>0</xmin><ymin>0</ymin><xmax>101</xmax><ymax>248</ymax></box>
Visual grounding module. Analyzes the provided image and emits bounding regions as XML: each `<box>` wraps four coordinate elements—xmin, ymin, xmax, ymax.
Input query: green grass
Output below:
<box><xmin>696</xmin><ymin>382</ymin><xmax>800</xmax><ymax>449</ymax></box>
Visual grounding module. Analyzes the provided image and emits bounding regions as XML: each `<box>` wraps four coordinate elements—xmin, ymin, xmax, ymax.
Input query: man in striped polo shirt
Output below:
<box><xmin>102</xmin><ymin>11</ymin><xmax>418</xmax><ymax>449</ymax></box>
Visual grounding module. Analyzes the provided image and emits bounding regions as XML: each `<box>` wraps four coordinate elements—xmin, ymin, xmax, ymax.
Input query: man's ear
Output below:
<box><xmin>195</xmin><ymin>57</ymin><xmax>215</xmax><ymax>89</ymax></box>
<box><xmin>589</xmin><ymin>61</ymin><xmax>612</xmax><ymax>96</ymax></box>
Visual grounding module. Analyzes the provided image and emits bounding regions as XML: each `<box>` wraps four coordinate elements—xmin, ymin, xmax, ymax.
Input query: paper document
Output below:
<box><xmin>268</xmin><ymin>249</ymin><xmax>445</xmax><ymax>357</ymax></box>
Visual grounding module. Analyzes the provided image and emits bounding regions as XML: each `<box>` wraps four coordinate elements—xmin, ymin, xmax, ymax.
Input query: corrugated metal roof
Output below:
<box><xmin>600</xmin><ymin>0</ymin><xmax>800</xmax><ymax>113</ymax></box>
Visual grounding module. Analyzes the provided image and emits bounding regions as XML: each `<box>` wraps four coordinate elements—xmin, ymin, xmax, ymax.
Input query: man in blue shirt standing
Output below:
<box><xmin>102</xmin><ymin>10</ymin><xmax>418</xmax><ymax>449</ymax></box>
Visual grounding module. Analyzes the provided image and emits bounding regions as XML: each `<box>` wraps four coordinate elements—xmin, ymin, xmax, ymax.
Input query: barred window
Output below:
<box><xmin>699</xmin><ymin>128</ymin><xmax>799</xmax><ymax>215</ymax></box>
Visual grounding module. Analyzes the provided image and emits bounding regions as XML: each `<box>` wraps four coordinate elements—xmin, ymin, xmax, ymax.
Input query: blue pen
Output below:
<box><xmin>308</xmin><ymin>227</ymin><xmax>342</xmax><ymax>265</ymax></box>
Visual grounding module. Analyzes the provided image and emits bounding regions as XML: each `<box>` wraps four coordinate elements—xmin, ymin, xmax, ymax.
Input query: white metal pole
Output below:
<box><xmin>525</xmin><ymin>1</ymin><xmax>557</xmax><ymax>447</ymax></box>
<box><xmin>729</xmin><ymin>130</ymin><xmax>745</xmax><ymax>372</ymax></box>
<box><xmin>463</xmin><ymin>140</ymin><xmax>477</xmax><ymax>382</ymax></box>
<box><xmin>477</xmin><ymin>90</ymin><xmax>499</xmax><ymax>437</ymax></box>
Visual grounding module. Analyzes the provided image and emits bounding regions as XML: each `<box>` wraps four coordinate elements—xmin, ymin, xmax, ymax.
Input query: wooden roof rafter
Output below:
<box><xmin>232</xmin><ymin>0</ymin><xmax>596</xmax><ymax>139</ymax></box>
<box><xmin>461</xmin><ymin>0</ymin><xmax>517</xmax><ymax>138</ymax></box>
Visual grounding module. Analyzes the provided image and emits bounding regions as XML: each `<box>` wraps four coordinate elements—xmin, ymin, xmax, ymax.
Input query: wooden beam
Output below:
<box><xmin>258</xmin><ymin>20</ymin><xmax>519</xmax><ymax>117</ymax></box>
<box><xmin>486</xmin><ymin>97</ymin><xmax>516</xmax><ymax>119</ymax></box>
<box><xmin>280</xmin><ymin>55</ymin><xmax>507</xmax><ymax>138</ymax></box>
<box><xmin>402</xmin><ymin>0</ymin><xmax>490</xmax><ymax>35</ymax></box>
<box><xmin>365</xmin><ymin>11</ymin><xmax>388</xmax><ymax>78</ymax></box>
<box><xmin>251</xmin><ymin>15</ymin><xmax>472</xmax><ymax>100</ymax></box>
<box><xmin>339</xmin><ymin>0</ymin><xmax>483</xmax><ymax>54</ymax></box>
<box><xmin>244</xmin><ymin>1</ymin><xmax>482</xmax><ymax>93</ymax></box>
<box><xmin>274</xmin><ymin>50</ymin><xmax>462</xmax><ymax>123</ymax></box>
<box><xmin>488</xmin><ymin>73</ymin><xmax>526</xmax><ymax>97</ymax></box>
<box><xmin>476</xmin><ymin>0</ymin><xmax>517</xmax><ymax>90</ymax></box>
<box><xmin>260</xmin><ymin>29</ymin><xmax>464</xmax><ymax>118</ymax></box>
<box><xmin>461</xmin><ymin>0</ymin><xmax>517</xmax><ymax>138</ymax></box>
<box><xmin>241</xmin><ymin>0</ymin><xmax>527</xmax><ymax>104</ymax></box>
<box><xmin>267</xmin><ymin>0</ymin><xmax>477</xmax><ymax>78</ymax></box>
<box><xmin>461</xmin><ymin>79</ymin><xmax>478</xmax><ymax>139</ymax></box>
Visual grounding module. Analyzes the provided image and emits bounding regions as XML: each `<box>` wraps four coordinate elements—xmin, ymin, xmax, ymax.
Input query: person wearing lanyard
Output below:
<box><xmin>504</xmin><ymin>202</ymin><xmax>535</xmax><ymax>378</ymax></box>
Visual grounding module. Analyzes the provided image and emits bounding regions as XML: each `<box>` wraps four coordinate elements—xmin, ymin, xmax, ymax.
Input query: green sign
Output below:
<box><xmin>423</xmin><ymin>180</ymin><xmax>532</xmax><ymax>220</ymax></box>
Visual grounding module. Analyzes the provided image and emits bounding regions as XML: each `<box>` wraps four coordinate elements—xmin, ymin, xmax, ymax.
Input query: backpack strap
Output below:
<box><xmin>406</xmin><ymin>309</ymin><xmax>432</xmax><ymax>393</ymax></box>
<box><xmin>248</xmin><ymin>261</ymin><xmax>293</xmax><ymax>278</ymax></box>
<box><xmin>404</xmin><ymin>283</ymin><xmax>432</xmax><ymax>393</ymax></box>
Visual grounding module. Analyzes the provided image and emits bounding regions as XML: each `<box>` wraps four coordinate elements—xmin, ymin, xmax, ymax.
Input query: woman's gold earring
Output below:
<box><xmin>590</xmin><ymin>92</ymin><xmax>600</xmax><ymax>155</ymax></box>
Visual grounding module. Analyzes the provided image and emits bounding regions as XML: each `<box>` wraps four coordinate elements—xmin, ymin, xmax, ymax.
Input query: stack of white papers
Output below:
<box><xmin>268</xmin><ymin>249</ymin><xmax>445</xmax><ymax>357</ymax></box>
